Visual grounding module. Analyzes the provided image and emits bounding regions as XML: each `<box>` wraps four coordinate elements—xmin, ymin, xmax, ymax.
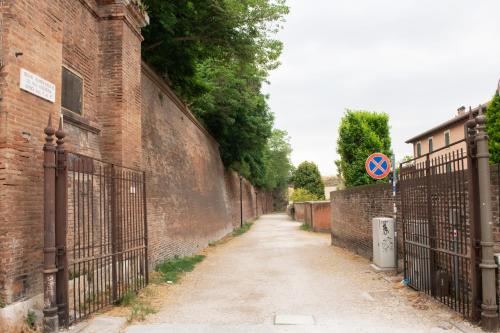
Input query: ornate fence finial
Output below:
<box><xmin>56</xmin><ymin>116</ymin><xmax>66</xmax><ymax>148</ymax></box>
<box><xmin>44</xmin><ymin>114</ymin><xmax>55</xmax><ymax>147</ymax></box>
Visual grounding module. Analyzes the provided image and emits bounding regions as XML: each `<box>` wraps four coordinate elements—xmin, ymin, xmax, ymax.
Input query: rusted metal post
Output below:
<box><xmin>142</xmin><ymin>171</ymin><xmax>149</xmax><ymax>285</ymax></box>
<box><xmin>240</xmin><ymin>176</ymin><xmax>243</xmax><ymax>228</ymax></box>
<box><xmin>55</xmin><ymin>117</ymin><xmax>69</xmax><ymax>326</ymax></box>
<box><xmin>466</xmin><ymin>114</ymin><xmax>481</xmax><ymax>321</ymax></box>
<box><xmin>110</xmin><ymin>164</ymin><xmax>118</xmax><ymax>302</ymax></box>
<box><xmin>474</xmin><ymin>110</ymin><xmax>499</xmax><ymax>331</ymax></box>
<box><xmin>43</xmin><ymin>115</ymin><xmax>58</xmax><ymax>333</ymax></box>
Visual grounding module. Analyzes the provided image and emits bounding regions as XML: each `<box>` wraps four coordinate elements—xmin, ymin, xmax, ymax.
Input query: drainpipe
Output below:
<box><xmin>475</xmin><ymin>111</ymin><xmax>499</xmax><ymax>331</ymax></box>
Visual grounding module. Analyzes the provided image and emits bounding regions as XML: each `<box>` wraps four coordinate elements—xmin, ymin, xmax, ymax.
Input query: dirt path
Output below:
<box><xmin>125</xmin><ymin>214</ymin><xmax>480</xmax><ymax>333</ymax></box>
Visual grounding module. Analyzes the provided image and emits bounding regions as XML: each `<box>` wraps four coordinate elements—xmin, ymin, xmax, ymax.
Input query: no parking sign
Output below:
<box><xmin>365</xmin><ymin>153</ymin><xmax>391</xmax><ymax>180</ymax></box>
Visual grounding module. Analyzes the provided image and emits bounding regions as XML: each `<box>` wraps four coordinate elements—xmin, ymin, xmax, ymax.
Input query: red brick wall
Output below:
<box><xmin>141</xmin><ymin>64</ymin><xmax>272</xmax><ymax>269</ymax></box>
<box><xmin>0</xmin><ymin>0</ymin><xmax>64</xmax><ymax>304</ymax></box>
<box><xmin>330</xmin><ymin>184</ymin><xmax>400</xmax><ymax>260</ymax></box>
<box><xmin>0</xmin><ymin>0</ymin><xmax>149</xmax><ymax>305</ymax></box>
<box><xmin>310</xmin><ymin>202</ymin><xmax>331</xmax><ymax>232</ymax></box>
<box><xmin>0</xmin><ymin>0</ymin><xmax>274</xmax><ymax>309</ymax></box>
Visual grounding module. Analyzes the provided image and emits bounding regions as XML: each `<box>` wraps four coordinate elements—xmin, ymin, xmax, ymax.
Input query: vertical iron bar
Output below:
<box><xmin>143</xmin><ymin>171</ymin><xmax>149</xmax><ymax>285</ymax></box>
<box><xmin>426</xmin><ymin>153</ymin><xmax>437</xmax><ymax>296</ymax></box>
<box><xmin>43</xmin><ymin>115</ymin><xmax>59</xmax><ymax>333</ymax></box>
<box><xmin>111</xmin><ymin>165</ymin><xmax>118</xmax><ymax>302</ymax></box>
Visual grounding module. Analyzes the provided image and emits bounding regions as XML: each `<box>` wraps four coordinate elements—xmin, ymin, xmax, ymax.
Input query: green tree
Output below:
<box><xmin>141</xmin><ymin>0</ymin><xmax>288</xmax><ymax>101</ymax></box>
<box><xmin>292</xmin><ymin>161</ymin><xmax>325</xmax><ymax>199</ymax></box>
<box><xmin>260</xmin><ymin>129</ymin><xmax>293</xmax><ymax>191</ymax></box>
<box><xmin>141</xmin><ymin>0</ymin><xmax>289</xmax><ymax>187</ymax></box>
<box><xmin>486</xmin><ymin>90</ymin><xmax>500</xmax><ymax>163</ymax></box>
<box><xmin>191</xmin><ymin>58</ymin><xmax>274</xmax><ymax>184</ymax></box>
<box><xmin>289</xmin><ymin>188</ymin><xmax>319</xmax><ymax>202</ymax></box>
<box><xmin>336</xmin><ymin>110</ymin><xmax>392</xmax><ymax>188</ymax></box>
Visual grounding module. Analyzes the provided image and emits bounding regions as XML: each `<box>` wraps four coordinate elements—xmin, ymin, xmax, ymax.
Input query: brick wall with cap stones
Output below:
<box><xmin>0</xmin><ymin>0</ymin><xmax>274</xmax><ymax>318</ymax></box>
<box><xmin>303</xmin><ymin>201</ymin><xmax>331</xmax><ymax>233</ymax></box>
<box><xmin>329</xmin><ymin>183</ymin><xmax>402</xmax><ymax>260</ymax></box>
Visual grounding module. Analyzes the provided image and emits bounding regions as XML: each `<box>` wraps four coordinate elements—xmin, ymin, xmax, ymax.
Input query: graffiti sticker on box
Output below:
<box><xmin>20</xmin><ymin>68</ymin><xmax>56</xmax><ymax>103</ymax></box>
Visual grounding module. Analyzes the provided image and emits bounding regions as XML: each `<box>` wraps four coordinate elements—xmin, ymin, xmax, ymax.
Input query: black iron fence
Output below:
<box><xmin>42</xmin><ymin>117</ymin><xmax>148</xmax><ymax>329</ymax></box>
<box><xmin>64</xmin><ymin>152</ymin><xmax>148</xmax><ymax>324</ymax></box>
<box><xmin>399</xmin><ymin>139</ymin><xmax>478</xmax><ymax>319</ymax></box>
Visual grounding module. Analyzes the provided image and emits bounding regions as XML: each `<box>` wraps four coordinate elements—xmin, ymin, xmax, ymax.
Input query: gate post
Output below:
<box><xmin>466</xmin><ymin>114</ymin><xmax>481</xmax><ymax>322</ymax></box>
<box><xmin>43</xmin><ymin>115</ymin><xmax>59</xmax><ymax>333</ymax></box>
<box><xmin>110</xmin><ymin>164</ymin><xmax>118</xmax><ymax>302</ymax></box>
<box><xmin>474</xmin><ymin>110</ymin><xmax>499</xmax><ymax>331</ymax></box>
<box><xmin>55</xmin><ymin>118</ymin><xmax>69</xmax><ymax>326</ymax></box>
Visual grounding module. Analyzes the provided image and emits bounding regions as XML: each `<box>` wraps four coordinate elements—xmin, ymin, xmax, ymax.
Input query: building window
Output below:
<box><xmin>444</xmin><ymin>131</ymin><xmax>451</xmax><ymax>146</ymax></box>
<box><xmin>61</xmin><ymin>66</ymin><xmax>83</xmax><ymax>114</ymax></box>
<box><xmin>416</xmin><ymin>142</ymin><xmax>422</xmax><ymax>157</ymax></box>
<box><xmin>428</xmin><ymin>137</ymin><xmax>434</xmax><ymax>153</ymax></box>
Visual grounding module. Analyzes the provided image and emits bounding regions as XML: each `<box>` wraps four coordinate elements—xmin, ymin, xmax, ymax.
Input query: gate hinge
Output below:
<box><xmin>56</xmin><ymin>246</ymin><xmax>66</xmax><ymax>256</ymax></box>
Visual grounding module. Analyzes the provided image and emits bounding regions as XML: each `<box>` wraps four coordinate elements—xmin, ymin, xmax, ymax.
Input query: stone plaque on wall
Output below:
<box><xmin>19</xmin><ymin>68</ymin><xmax>56</xmax><ymax>103</ymax></box>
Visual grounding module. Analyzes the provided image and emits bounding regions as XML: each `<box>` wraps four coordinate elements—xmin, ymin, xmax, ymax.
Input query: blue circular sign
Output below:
<box><xmin>365</xmin><ymin>153</ymin><xmax>391</xmax><ymax>179</ymax></box>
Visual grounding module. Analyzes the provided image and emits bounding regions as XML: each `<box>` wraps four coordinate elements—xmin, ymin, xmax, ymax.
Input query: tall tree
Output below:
<box><xmin>141</xmin><ymin>0</ymin><xmax>289</xmax><ymax>188</ymax></box>
<box><xmin>191</xmin><ymin>58</ymin><xmax>274</xmax><ymax>182</ymax></box>
<box><xmin>336</xmin><ymin>110</ymin><xmax>392</xmax><ymax>188</ymax></box>
<box><xmin>141</xmin><ymin>0</ymin><xmax>288</xmax><ymax>101</ymax></box>
<box><xmin>486</xmin><ymin>90</ymin><xmax>500</xmax><ymax>163</ymax></box>
<box><xmin>292</xmin><ymin>161</ymin><xmax>325</xmax><ymax>199</ymax></box>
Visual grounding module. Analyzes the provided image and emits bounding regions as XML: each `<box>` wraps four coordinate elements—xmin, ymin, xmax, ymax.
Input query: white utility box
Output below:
<box><xmin>372</xmin><ymin>217</ymin><xmax>396</xmax><ymax>269</ymax></box>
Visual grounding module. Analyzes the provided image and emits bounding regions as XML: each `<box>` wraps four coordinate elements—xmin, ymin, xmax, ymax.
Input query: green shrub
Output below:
<box><xmin>487</xmin><ymin>91</ymin><xmax>500</xmax><ymax>163</ymax></box>
<box><xmin>290</xmin><ymin>188</ymin><xmax>320</xmax><ymax>202</ymax></box>
<box><xmin>300</xmin><ymin>223</ymin><xmax>312</xmax><ymax>231</ymax></box>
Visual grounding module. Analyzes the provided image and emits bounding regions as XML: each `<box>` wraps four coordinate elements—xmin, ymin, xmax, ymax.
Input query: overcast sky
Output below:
<box><xmin>264</xmin><ymin>0</ymin><xmax>500</xmax><ymax>176</ymax></box>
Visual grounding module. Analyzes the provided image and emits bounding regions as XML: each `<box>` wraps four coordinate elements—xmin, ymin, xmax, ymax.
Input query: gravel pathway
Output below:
<box><xmin>125</xmin><ymin>213</ymin><xmax>481</xmax><ymax>333</ymax></box>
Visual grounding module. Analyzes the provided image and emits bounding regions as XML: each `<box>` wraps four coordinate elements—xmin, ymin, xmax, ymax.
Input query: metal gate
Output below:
<box><xmin>43</xmin><ymin>116</ymin><xmax>148</xmax><ymax>327</ymax></box>
<box><xmin>399</xmin><ymin>134</ymin><xmax>479</xmax><ymax>319</ymax></box>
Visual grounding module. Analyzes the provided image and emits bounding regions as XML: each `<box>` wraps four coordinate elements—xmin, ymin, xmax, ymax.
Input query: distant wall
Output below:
<box><xmin>294</xmin><ymin>202</ymin><xmax>306</xmax><ymax>222</ymax></box>
<box><xmin>330</xmin><ymin>183</ymin><xmax>400</xmax><ymax>260</ymax></box>
<box><xmin>141</xmin><ymin>65</ymin><xmax>273</xmax><ymax>268</ymax></box>
<box><xmin>304</xmin><ymin>201</ymin><xmax>331</xmax><ymax>232</ymax></box>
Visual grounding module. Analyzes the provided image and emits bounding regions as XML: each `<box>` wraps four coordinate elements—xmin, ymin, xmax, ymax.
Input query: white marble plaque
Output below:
<box><xmin>19</xmin><ymin>68</ymin><xmax>56</xmax><ymax>103</ymax></box>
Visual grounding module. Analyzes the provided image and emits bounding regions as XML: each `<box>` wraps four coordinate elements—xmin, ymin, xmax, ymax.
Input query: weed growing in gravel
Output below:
<box><xmin>155</xmin><ymin>255</ymin><xmax>206</xmax><ymax>283</ymax></box>
<box><xmin>117</xmin><ymin>291</ymin><xmax>136</xmax><ymax>306</ymax></box>
<box><xmin>128</xmin><ymin>303</ymin><xmax>156</xmax><ymax>322</ymax></box>
<box><xmin>232</xmin><ymin>222</ymin><xmax>253</xmax><ymax>236</ymax></box>
<box><xmin>25</xmin><ymin>310</ymin><xmax>36</xmax><ymax>329</ymax></box>
<box><xmin>300</xmin><ymin>223</ymin><xmax>312</xmax><ymax>231</ymax></box>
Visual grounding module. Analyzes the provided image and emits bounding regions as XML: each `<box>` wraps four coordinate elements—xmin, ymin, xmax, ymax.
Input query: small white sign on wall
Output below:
<box><xmin>19</xmin><ymin>68</ymin><xmax>56</xmax><ymax>103</ymax></box>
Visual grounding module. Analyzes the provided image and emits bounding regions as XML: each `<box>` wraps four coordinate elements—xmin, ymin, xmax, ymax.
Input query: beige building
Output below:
<box><xmin>406</xmin><ymin>104</ymin><xmax>486</xmax><ymax>159</ymax></box>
